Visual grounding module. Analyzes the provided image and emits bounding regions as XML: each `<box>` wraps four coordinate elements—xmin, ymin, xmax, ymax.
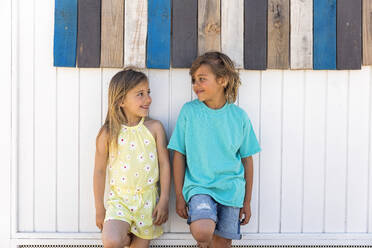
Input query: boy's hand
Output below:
<box><xmin>153</xmin><ymin>199</ymin><xmax>169</xmax><ymax>225</ymax></box>
<box><xmin>176</xmin><ymin>194</ymin><xmax>188</xmax><ymax>219</ymax></box>
<box><xmin>239</xmin><ymin>201</ymin><xmax>251</xmax><ymax>225</ymax></box>
<box><xmin>95</xmin><ymin>207</ymin><xmax>106</xmax><ymax>231</ymax></box>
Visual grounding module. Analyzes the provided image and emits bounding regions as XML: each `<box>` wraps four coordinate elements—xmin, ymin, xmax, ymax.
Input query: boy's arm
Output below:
<box><xmin>240</xmin><ymin>156</ymin><xmax>254</xmax><ymax>225</ymax></box>
<box><xmin>173</xmin><ymin>151</ymin><xmax>188</xmax><ymax>219</ymax></box>
<box><xmin>93</xmin><ymin>129</ymin><xmax>109</xmax><ymax>231</ymax></box>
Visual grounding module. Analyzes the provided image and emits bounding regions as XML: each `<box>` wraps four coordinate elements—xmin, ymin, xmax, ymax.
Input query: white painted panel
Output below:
<box><xmin>259</xmin><ymin>70</ymin><xmax>282</xmax><ymax>232</ymax></box>
<box><xmin>221</xmin><ymin>0</ymin><xmax>244</xmax><ymax>68</ymax></box>
<box><xmin>56</xmin><ymin>68</ymin><xmax>79</xmax><ymax>232</ymax></box>
<box><xmin>169</xmin><ymin>69</ymin><xmax>192</xmax><ymax>233</ymax></box>
<box><xmin>79</xmin><ymin>69</ymin><xmax>102</xmax><ymax>232</ymax></box>
<box><xmin>33</xmin><ymin>0</ymin><xmax>57</xmax><ymax>232</ymax></box>
<box><xmin>281</xmin><ymin>70</ymin><xmax>304</xmax><ymax>232</ymax></box>
<box><xmin>18</xmin><ymin>0</ymin><xmax>35</xmax><ymax>232</ymax></box>
<box><xmin>239</xmin><ymin>71</ymin><xmax>261</xmax><ymax>233</ymax></box>
<box><xmin>303</xmin><ymin>71</ymin><xmax>327</xmax><ymax>232</ymax></box>
<box><xmin>325</xmin><ymin>71</ymin><xmax>348</xmax><ymax>232</ymax></box>
<box><xmin>346</xmin><ymin>67</ymin><xmax>370</xmax><ymax>232</ymax></box>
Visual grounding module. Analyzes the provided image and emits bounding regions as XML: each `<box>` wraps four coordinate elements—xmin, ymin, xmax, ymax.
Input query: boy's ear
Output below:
<box><xmin>218</xmin><ymin>77</ymin><xmax>228</xmax><ymax>88</ymax></box>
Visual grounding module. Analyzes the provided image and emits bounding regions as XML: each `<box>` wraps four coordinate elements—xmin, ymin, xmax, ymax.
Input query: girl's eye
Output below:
<box><xmin>191</xmin><ymin>78</ymin><xmax>195</xmax><ymax>84</ymax></box>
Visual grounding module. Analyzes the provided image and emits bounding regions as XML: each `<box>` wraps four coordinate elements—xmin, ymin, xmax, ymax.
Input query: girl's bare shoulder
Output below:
<box><xmin>143</xmin><ymin>118</ymin><xmax>164</xmax><ymax>138</ymax></box>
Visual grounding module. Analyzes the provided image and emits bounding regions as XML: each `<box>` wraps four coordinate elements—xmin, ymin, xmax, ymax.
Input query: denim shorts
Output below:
<box><xmin>187</xmin><ymin>194</ymin><xmax>241</xmax><ymax>240</ymax></box>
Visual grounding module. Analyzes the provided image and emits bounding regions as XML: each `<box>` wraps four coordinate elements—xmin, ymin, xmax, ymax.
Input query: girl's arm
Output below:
<box><xmin>93</xmin><ymin>129</ymin><xmax>109</xmax><ymax>231</ymax></box>
<box><xmin>240</xmin><ymin>156</ymin><xmax>254</xmax><ymax>225</ymax></box>
<box><xmin>173</xmin><ymin>151</ymin><xmax>188</xmax><ymax>219</ymax></box>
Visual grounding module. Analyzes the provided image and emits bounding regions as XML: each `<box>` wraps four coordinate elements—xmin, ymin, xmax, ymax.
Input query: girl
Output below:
<box><xmin>168</xmin><ymin>52</ymin><xmax>261</xmax><ymax>248</ymax></box>
<box><xmin>94</xmin><ymin>68</ymin><xmax>171</xmax><ymax>248</ymax></box>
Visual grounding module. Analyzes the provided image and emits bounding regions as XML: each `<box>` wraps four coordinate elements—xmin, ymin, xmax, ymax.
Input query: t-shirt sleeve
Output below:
<box><xmin>167</xmin><ymin>104</ymin><xmax>187</xmax><ymax>155</ymax></box>
<box><xmin>239</xmin><ymin>114</ymin><xmax>261</xmax><ymax>158</ymax></box>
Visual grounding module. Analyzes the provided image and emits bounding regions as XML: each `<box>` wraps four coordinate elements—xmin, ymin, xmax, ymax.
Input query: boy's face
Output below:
<box><xmin>120</xmin><ymin>80</ymin><xmax>152</xmax><ymax>119</ymax></box>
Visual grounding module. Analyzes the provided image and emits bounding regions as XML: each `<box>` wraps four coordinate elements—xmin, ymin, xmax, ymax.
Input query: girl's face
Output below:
<box><xmin>120</xmin><ymin>80</ymin><xmax>152</xmax><ymax>120</ymax></box>
<box><xmin>192</xmin><ymin>64</ymin><xmax>226</xmax><ymax>105</ymax></box>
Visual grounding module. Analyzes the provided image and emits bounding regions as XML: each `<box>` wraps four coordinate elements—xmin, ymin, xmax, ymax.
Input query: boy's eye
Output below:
<box><xmin>138</xmin><ymin>92</ymin><xmax>143</xmax><ymax>96</ymax></box>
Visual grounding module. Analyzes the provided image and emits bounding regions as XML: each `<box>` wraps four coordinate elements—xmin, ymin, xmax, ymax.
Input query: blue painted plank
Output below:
<box><xmin>313</xmin><ymin>0</ymin><xmax>336</xmax><ymax>70</ymax></box>
<box><xmin>53</xmin><ymin>0</ymin><xmax>78</xmax><ymax>67</ymax></box>
<box><xmin>146</xmin><ymin>0</ymin><xmax>171</xmax><ymax>69</ymax></box>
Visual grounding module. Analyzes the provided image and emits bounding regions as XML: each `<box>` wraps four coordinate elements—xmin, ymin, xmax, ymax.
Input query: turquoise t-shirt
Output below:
<box><xmin>167</xmin><ymin>100</ymin><xmax>261</xmax><ymax>207</ymax></box>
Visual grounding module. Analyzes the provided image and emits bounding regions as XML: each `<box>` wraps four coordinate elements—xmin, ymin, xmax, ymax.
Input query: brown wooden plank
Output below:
<box><xmin>337</xmin><ymin>0</ymin><xmax>362</xmax><ymax>70</ymax></box>
<box><xmin>101</xmin><ymin>0</ymin><xmax>123</xmax><ymax>68</ymax></box>
<box><xmin>267</xmin><ymin>0</ymin><xmax>289</xmax><ymax>69</ymax></box>
<box><xmin>363</xmin><ymin>0</ymin><xmax>372</xmax><ymax>65</ymax></box>
<box><xmin>77</xmin><ymin>0</ymin><xmax>101</xmax><ymax>68</ymax></box>
<box><xmin>198</xmin><ymin>0</ymin><xmax>221</xmax><ymax>55</ymax></box>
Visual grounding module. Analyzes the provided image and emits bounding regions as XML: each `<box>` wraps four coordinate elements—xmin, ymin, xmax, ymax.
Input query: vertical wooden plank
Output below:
<box><xmin>281</xmin><ymin>71</ymin><xmax>304</xmax><ymax>232</ymax></box>
<box><xmin>53</xmin><ymin>0</ymin><xmax>78</xmax><ymax>67</ymax></box>
<box><xmin>18</xmin><ymin>0</ymin><xmax>35</xmax><ymax>232</ymax></box>
<box><xmin>290</xmin><ymin>0</ymin><xmax>312</xmax><ymax>69</ymax></box>
<box><xmin>363</xmin><ymin>0</ymin><xmax>372</xmax><ymax>65</ymax></box>
<box><xmin>303</xmin><ymin>71</ymin><xmax>326</xmax><ymax>232</ymax></box>
<box><xmin>101</xmin><ymin>0</ymin><xmax>123</xmax><ymax>68</ymax></box>
<box><xmin>124</xmin><ymin>0</ymin><xmax>147</xmax><ymax>68</ymax></box>
<box><xmin>56</xmin><ymin>68</ymin><xmax>79</xmax><ymax>231</ymax></box>
<box><xmin>221</xmin><ymin>0</ymin><xmax>243</xmax><ymax>68</ymax></box>
<box><xmin>34</xmin><ymin>0</ymin><xmax>57</xmax><ymax>232</ymax></box>
<box><xmin>239</xmin><ymin>71</ymin><xmax>261</xmax><ymax>233</ymax></box>
<box><xmin>244</xmin><ymin>0</ymin><xmax>267</xmax><ymax>70</ymax></box>
<box><xmin>347</xmin><ymin>68</ymin><xmax>369</xmax><ymax>232</ymax></box>
<box><xmin>169</xmin><ymin>69</ymin><xmax>192</xmax><ymax>232</ymax></box>
<box><xmin>313</xmin><ymin>0</ymin><xmax>336</xmax><ymax>70</ymax></box>
<box><xmin>172</xmin><ymin>0</ymin><xmax>197</xmax><ymax>68</ymax></box>
<box><xmin>267</xmin><ymin>0</ymin><xmax>289</xmax><ymax>69</ymax></box>
<box><xmin>198</xmin><ymin>0</ymin><xmax>221</xmax><ymax>55</ymax></box>
<box><xmin>147</xmin><ymin>0</ymin><xmax>171</xmax><ymax>69</ymax></box>
<box><xmin>325</xmin><ymin>71</ymin><xmax>348</xmax><ymax>232</ymax></box>
<box><xmin>79</xmin><ymin>69</ymin><xmax>102</xmax><ymax>232</ymax></box>
<box><xmin>259</xmin><ymin>70</ymin><xmax>282</xmax><ymax>232</ymax></box>
<box><xmin>77</xmin><ymin>0</ymin><xmax>101</xmax><ymax>68</ymax></box>
<box><xmin>337</xmin><ymin>0</ymin><xmax>362</xmax><ymax>70</ymax></box>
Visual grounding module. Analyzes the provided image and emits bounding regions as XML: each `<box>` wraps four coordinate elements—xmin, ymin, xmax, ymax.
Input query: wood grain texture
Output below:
<box><xmin>337</xmin><ymin>0</ymin><xmax>362</xmax><ymax>70</ymax></box>
<box><xmin>172</xmin><ymin>0</ymin><xmax>197</xmax><ymax>68</ymax></box>
<box><xmin>290</xmin><ymin>0</ymin><xmax>312</xmax><ymax>69</ymax></box>
<box><xmin>101</xmin><ymin>0</ymin><xmax>123</xmax><ymax>68</ymax></box>
<box><xmin>198</xmin><ymin>0</ymin><xmax>221</xmax><ymax>55</ymax></box>
<box><xmin>244</xmin><ymin>0</ymin><xmax>267</xmax><ymax>70</ymax></box>
<box><xmin>124</xmin><ymin>0</ymin><xmax>147</xmax><ymax>68</ymax></box>
<box><xmin>313</xmin><ymin>0</ymin><xmax>336</xmax><ymax>70</ymax></box>
<box><xmin>221</xmin><ymin>0</ymin><xmax>243</xmax><ymax>68</ymax></box>
<box><xmin>147</xmin><ymin>0</ymin><xmax>171</xmax><ymax>69</ymax></box>
<box><xmin>363</xmin><ymin>0</ymin><xmax>372</xmax><ymax>65</ymax></box>
<box><xmin>267</xmin><ymin>0</ymin><xmax>289</xmax><ymax>69</ymax></box>
<box><xmin>77</xmin><ymin>0</ymin><xmax>101</xmax><ymax>68</ymax></box>
<box><xmin>53</xmin><ymin>0</ymin><xmax>78</xmax><ymax>67</ymax></box>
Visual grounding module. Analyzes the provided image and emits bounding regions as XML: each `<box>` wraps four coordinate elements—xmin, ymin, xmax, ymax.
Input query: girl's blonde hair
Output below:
<box><xmin>98</xmin><ymin>68</ymin><xmax>148</xmax><ymax>152</ymax></box>
<box><xmin>190</xmin><ymin>51</ymin><xmax>241</xmax><ymax>103</ymax></box>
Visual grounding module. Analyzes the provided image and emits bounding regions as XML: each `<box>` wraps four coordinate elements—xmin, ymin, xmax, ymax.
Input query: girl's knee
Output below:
<box><xmin>213</xmin><ymin>235</ymin><xmax>232</xmax><ymax>248</ymax></box>
<box><xmin>102</xmin><ymin>233</ymin><xmax>130</xmax><ymax>248</ymax></box>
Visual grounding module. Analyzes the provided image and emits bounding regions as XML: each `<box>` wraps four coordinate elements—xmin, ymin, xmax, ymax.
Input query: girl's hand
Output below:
<box><xmin>152</xmin><ymin>199</ymin><xmax>169</xmax><ymax>225</ymax></box>
<box><xmin>176</xmin><ymin>194</ymin><xmax>188</xmax><ymax>219</ymax></box>
<box><xmin>239</xmin><ymin>201</ymin><xmax>251</xmax><ymax>225</ymax></box>
<box><xmin>95</xmin><ymin>207</ymin><xmax>106</xmax><ymax>231</ymax></box>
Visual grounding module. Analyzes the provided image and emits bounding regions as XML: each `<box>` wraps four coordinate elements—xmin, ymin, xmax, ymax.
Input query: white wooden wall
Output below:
<box><xmin>3</xmin><ymin>0</ymin><xmax>372</xmax><ymax>247</ymax></box>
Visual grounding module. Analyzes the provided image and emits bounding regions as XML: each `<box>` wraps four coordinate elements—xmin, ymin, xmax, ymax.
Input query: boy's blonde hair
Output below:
<box><xmin>98</xmin><ymin>68</ymin><xmax>148</xmax><ymax>152</ymax></box>
<box><xmin>190</xmin><ymin>51</ymin><xmax>241</xmax><ymax>103</ymax></box>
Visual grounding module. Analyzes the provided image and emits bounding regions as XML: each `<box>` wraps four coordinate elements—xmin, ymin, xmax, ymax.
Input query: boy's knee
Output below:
<box><xmin>191</xmin><ymin>223</ymin><xmax>214</xmax><ymax>243</ymax></box>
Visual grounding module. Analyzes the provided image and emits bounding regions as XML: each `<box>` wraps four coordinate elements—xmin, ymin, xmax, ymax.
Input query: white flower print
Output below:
<box><xmin>109</xmin><ymin>164</ymin><xmax>112</xmax><ymax>170</ymax></box>
<box><xmin>120</xmin><ymin>161</ymin><xmax>130</xmax><ymax>171</ymax></box>
<box><xmin>124</xmin><ymin>196</ymin><xmax>129</xmax><ymax>203</ymax></box>
<box><xmin>109</xmin><ymin>191</ymin><xmax>114</xmax><ymax>197</ymax></box>
<box><xmin>130</xmin><ymin>141</ymin><xmax>137</xmax><ymax>151</ymax></box>
<box><xmin>144</xmin><ymin>200</ymin><xmax>151</xmax><ymax>209</ymax></box>
<box><xmin>144</xmin><ymin>229</ymin><xmax>149</xmax><ymax>234</ymax></box>
<box><xmin>117</xmin><ymin>204</ymin><xmax>123</xmax><ymax>209</ymax></box>
<box><xmin>137</xmin><ymin>153</ymin><xmax>145</xmax><ymax>163</ymax></box>
<box><xmin>110</xmin><ymin>179</ymin><xmax>115</xmax><ymax>185</ymax></box>
<box><xmin>144</xmin><ymin>164</ymin><xmax>151</xmax><ymax>172</ymax></box>
<box><xmin>138</xmin><ymin>221</ymin><xmax>145</xmax><ymax>227</ymax></box>
<box><xmin>129</xmin><ymin>206</ymin><xmax>137</xmax><ymax>213</ymax></box>
<box><xmin>126</xmin><ymin>154</ymin><xmax>131</xmax><ymax>160</ymax></box>
<box><xmin>133</xmin><ymin>226</ymin><xmax>137</xmax><ymax>231</ymax></box>
<box><xmin>147</xmin><ymin>177</ymin><xmax>154</xmax><ymax>184</ymax></box>
<box><xmin>141</xmin><ymin>214</ymin><xmax>145</xmax><ymax>219</ymax></box>
<box><xmin>144</xmin><ymin>139</ymin><xmax>150</xmax><ymax>146</ymax></box>
<box><xmin>135</xmin><ymin>172</ymin><xmax>139</xmax><ymax>177</ymax></box>
<box><xmin>149</xmin><ymin>152</ymin><xmax>155</xmax><ymax>161</ymax></box>
<box><xmin>121</xmin><ymin>176</ymin><xmax>127</xmax><ymax>183</ymax></box>
<box><xmin>133</xmin><ymin>194</ymin><xmax>138</xmax><ymax>201</ymax></box>
<box><xmin>122</xmin><ymin>127</ymin><xmax>128</xmax><ymax>132</ymax></box>
<box><xmin>117</xmin><ymin>210</ymin><xmax>124</xmax><ymax>216</ymax></box>
<box><xmin>136</xmin><ymin>187</ymin><xmax>142</xmax><ymax>193</ymax></box>
<box><xmin>118</xmin><ymin>136</ymin><xmax>126</xmax><ymax>145</ymax></box>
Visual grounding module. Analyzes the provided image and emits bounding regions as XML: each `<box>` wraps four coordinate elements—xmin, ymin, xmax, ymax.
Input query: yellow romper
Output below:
<box><xmin>104</xmin><ymin>118</ymin><xmax>163</xmax><ymax>239</ymax></box>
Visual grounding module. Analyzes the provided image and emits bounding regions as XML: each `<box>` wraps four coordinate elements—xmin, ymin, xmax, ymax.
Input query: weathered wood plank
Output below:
<box><xmin>290</xmin><ymin>0</ymin><xmax>312</xmax><ymax>69</ymax></box>
<box><xmin>124</xmin><ymin>0</ymin><xmax>147</xmax><ymax>68</ymax></box>
<box><xmin>313</xmin><ymin>0</ymin><xmax>336</xmax><ymax>70</ymax></box>
<box><xmin>267</xmin><ymin>0</ymin><xmax>289</xmax><ymax>69</ymax></box>
<box><xmin>244</xmin><ymin>0</ymin><xmax>267</xmax><ymax>70</ymax></box>
<box><xmin>363</xmin><ymin>0</ymin><xmax>372</xmax><ymax>65</ymax></box>
<box><xmin>172</xmin><ymin>0</ymin><xmax>197</xmax><ymax>68</ymax></box>
<box><xmin>53</xmin><ymin>0</ymin><xmax>78</xmax><ymax>67</ymax></box>
<box><xmin>198</xmin><ymin>0</ymin><xmax>221</xmax><ymax>55</ymax></box>
<box><xmin>77</xmin><ymin>0</ymin><xmax>100</xmax><ymax>68</ymax></box>
<box><xmin>147</xmin><ymin>0</ymin><xmax>171</xmax><ymax>69</ymax></box>
<box><xmin>101</xmin><ymin>0</ymin><xmax>123</xmax><ymax>68</ymax></box>
<box><xmin>337</xmin><ymin>0</ymin><xmax>362</xmax><ymax>70</ymax></box>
